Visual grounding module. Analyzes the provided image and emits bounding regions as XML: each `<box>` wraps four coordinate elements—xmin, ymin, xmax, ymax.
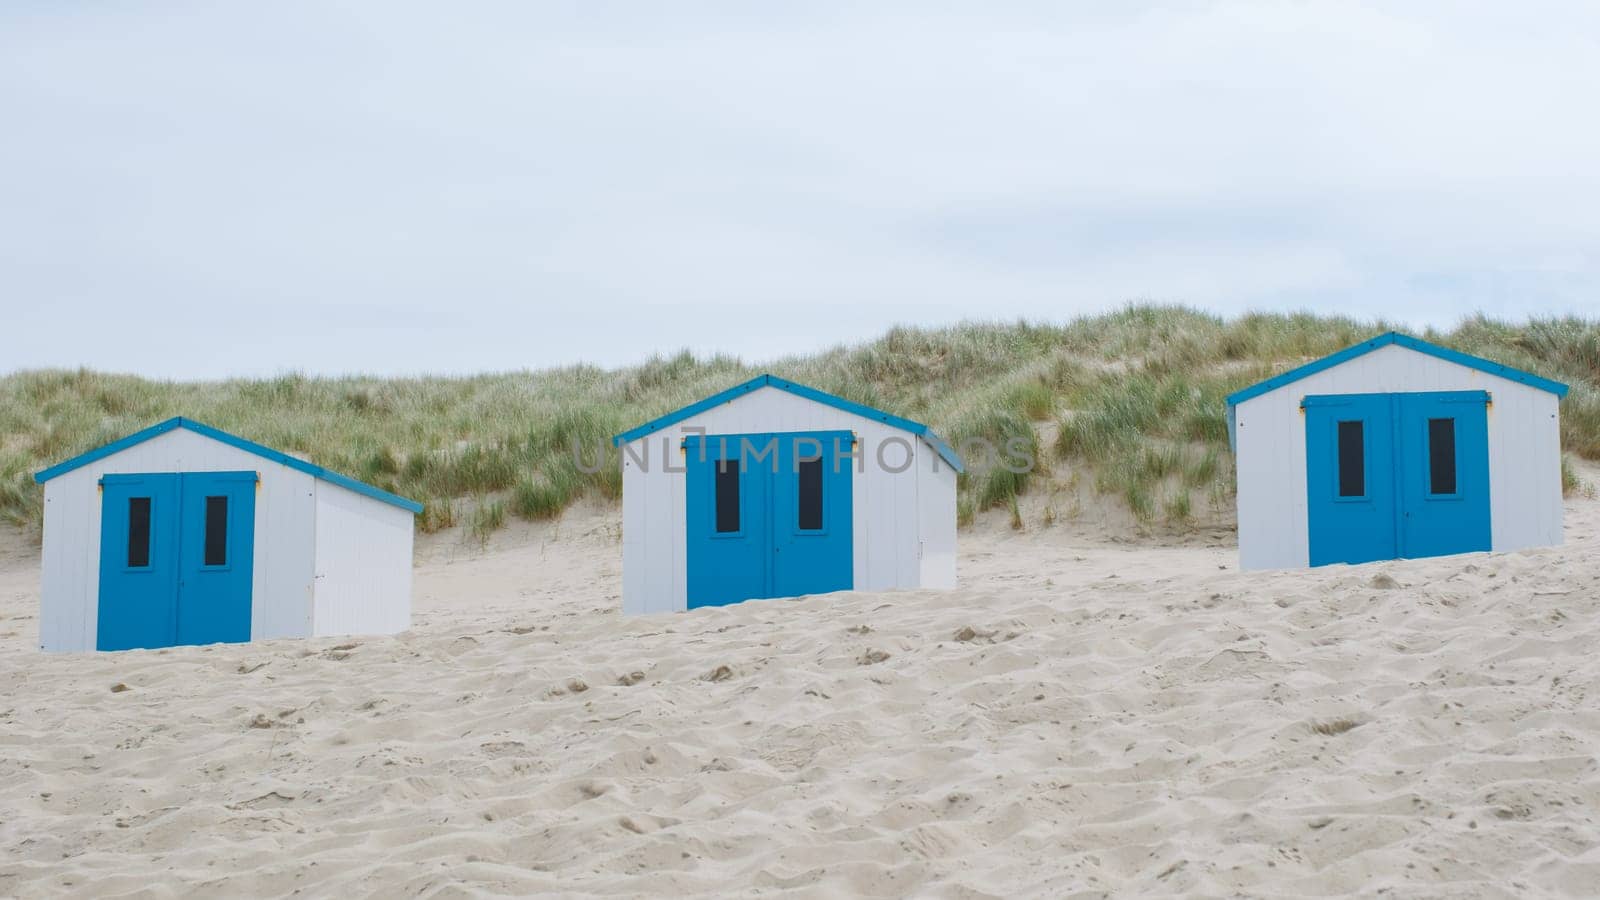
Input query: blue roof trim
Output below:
<box><xmin>1224</xmin><ymin>332</ymin><xmax>1570</xmax><ymax>448</ymax></box>
<box><xmin>612</xmin><ymin>376</ymin><xmax>770</xmax><ymax>447</ymax></box>
<box><xmin>1225</xmin><ymin>332</ymin><xmax>1569</xmax><ymax>409</ymax></box>
<box><xmin>612</xmin><ymin>374</ymin><xmax>966</xmax><ymax>473</ymax></box>
<box><xmin>34</xmin><ymin>417</ymin><xmax>424</xmax><ymax>515</ymax></box>
<box><xmin>33</xmin><ymin>418</ymin><xmax>185</xmax><ymax>484</ymax></box>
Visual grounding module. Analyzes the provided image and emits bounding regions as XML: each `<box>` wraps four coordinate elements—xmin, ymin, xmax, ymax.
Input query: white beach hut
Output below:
<box><xmin>33</xmin><ymin>417</ymin><xmax>421</xmax><ymax>652</ymax></box>
<box><xmin>613</xmin><ymin>375</ymin><xmax>964</xmax><ymax>614</ymax></box>
<box><xmin>1226</xmin><ymin>333</ymin><xmax>1568</xmax><ymax>571</ymax></box>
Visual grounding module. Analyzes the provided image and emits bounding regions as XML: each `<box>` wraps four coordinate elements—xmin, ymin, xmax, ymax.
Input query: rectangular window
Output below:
<box><xmin>1337</xmin><ymin>420</ymin><xmax>1365</xmax><ymax>498</ymax></box>
<box><xmin>127</xmin><ymin>497</ymin><xmax>152</xmax><ymax>568</ymax></box>
<box><xmin>204</xmin><ymin>495</ymin><xmax>229</xmax><ymax>566</ymax></box>
<box><xmin>714</xmin><ymin>460</ymin><xmax>740</xmax><ymax>533</ymax></box>
<box><xmin>797</xmin><ymin>456</ymin><xmax>823</xmax><ymax>530</ymax></box>
<box><xmin>1428</xmin><ymin>417</ymin><xmax>1457</xmax><ymax>495</ymax></box>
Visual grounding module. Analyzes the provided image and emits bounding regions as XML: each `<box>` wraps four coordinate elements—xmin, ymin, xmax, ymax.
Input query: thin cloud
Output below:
<box><xmin>1</xmin><ymin>1</ymin><xmax>1596</xmax><ymax>377</ymax></box>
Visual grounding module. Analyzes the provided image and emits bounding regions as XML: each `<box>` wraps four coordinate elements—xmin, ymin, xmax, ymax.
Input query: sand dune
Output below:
<box><xmin>2</xmin><ymin>490</ymin><xmax>1598</xmax><ymax>898</ymax></box>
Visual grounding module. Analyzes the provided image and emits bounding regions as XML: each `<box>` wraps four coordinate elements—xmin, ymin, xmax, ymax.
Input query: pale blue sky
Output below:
<box><xmin>3</xmin><ymin>2</ymin><xmax>1597</xmax><ymax>377</ymax></box>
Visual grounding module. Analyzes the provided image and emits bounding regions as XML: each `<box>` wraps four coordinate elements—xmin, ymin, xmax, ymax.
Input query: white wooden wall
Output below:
<box><xmin>37</xmin><ymin>429</ymin><xmax>317</xmax><ymax>652</ymax></box>
<box><xmin>1234</xmin><ymin>344</ymin><xmax>1564</xmax><ymax>570</ymax></box>
<box><xmin>918</xmin><ymin>455</ymin><xmax>958</xmax><ymax>588</ymax></box>
<box><xmin>621</xmin><ymin>386</ymin><xmax>958</xmax><ymax>614</ymax></box>
<box><xmin>311</xmin><ymin>482</ymin><xmax>414</xmax><ymax>637</ymax></box>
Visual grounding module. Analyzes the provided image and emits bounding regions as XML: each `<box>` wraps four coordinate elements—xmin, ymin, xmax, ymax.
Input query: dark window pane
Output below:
<box><xmin>127</xmin><ymin>497</ymin><xmax>151</xmax><ymax>567</ymax></box>
<box><xmin>204</xmin><ymin>495</ymin><xmax>228</xmax><ymax>566</ymax></box>
<box><xmin>798</xmin><ymin>457</ymin><xmax>823</xmax><ymax>530</ymax></box>
<box><xmin>1429</xmin><ymin>418</ymin><xmax>1457</xmax><ymax>494</ymax></box>
<box><xmin>714</xmin><ymin>460</ymin><xmax>740</xmax><ymax>533</ymax></box>
<box><xmin>1337</xmin><ymin>420</ymin><xmax>1365</xmax><ymax>497</ymax></box>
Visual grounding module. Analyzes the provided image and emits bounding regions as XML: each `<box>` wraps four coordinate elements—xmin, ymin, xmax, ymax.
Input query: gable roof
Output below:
<box><xmin>612</xmin><ymin>374</ymin><xmax>966</xmax><ymax>473</ymax></box>
<box><xmin>1222</xmin><ymin>332</ymin><xmax>1571</xmax><ymax>452</ymax></box>
<box><xmin>34</xmin><ymin>417</ymin><xmax>424</xmax><ymax>514</ymax></box>
<box><xmin>1225</xmin><ymin>332</ymin><xmax>1570</xmax><ymax>408</ymax></box>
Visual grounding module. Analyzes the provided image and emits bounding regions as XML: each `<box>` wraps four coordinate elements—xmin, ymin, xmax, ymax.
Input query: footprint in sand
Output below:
<box><xmin>1309</xmin><ymin>717</ymin><xmax>1364</xmax><ymax>736</ymax></box>
<box><xmin>954</xmin><ymin>625</ymin><xmax>1011</xmax><ymax>643</ymax></box>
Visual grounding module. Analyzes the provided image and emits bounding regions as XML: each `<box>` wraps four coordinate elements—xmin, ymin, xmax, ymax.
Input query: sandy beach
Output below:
<box><xmin>1</xmin><ymin>485</ymin><xmax>1598</xmax><ymax>898</ymax></box>
<box><xmin>7</xmin><ymin>2</ymin><xmax>1598</xmax><ymax>894</ymax></box>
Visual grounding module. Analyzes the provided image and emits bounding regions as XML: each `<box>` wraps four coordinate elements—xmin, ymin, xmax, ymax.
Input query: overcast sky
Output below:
<box><xmin>3</xmin><ymin>2</ymin><xmax>1597</xmax><ymax>378</ymax></box>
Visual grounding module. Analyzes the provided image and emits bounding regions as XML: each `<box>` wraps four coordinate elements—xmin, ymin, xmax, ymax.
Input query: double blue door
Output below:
<box><xmin>1305</xmin><ymin>391</ymin><xmax>1491</xmax><ymax>567</ymax></box>
<box><xmin>685</xmin><ymin>431</ymin><xmax>854</xmax><ymax>608</ymax></box>
<box><xmin>97</xmin><ymin>471</ymin><xmax>256</xmax><ymax>651</ymax></box>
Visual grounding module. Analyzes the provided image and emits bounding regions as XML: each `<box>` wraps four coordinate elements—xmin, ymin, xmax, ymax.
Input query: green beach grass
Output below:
<box><xmin>3</xmin><ymin>306</ymin><xmax>1596</xmax><ymax>538</ymax></box>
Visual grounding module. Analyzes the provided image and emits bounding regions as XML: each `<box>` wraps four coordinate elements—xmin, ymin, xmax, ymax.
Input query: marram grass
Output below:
<box><xmin>3</xmin><ymin>306</ymin><xmax>1597</xmax><ymax>538</ymax></box>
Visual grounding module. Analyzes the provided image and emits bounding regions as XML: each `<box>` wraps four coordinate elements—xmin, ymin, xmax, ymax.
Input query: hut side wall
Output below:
<box><xmin>917</xmin><ymin>454</ymin><xmax>958</xmax><ymax>588</ymax></box>
<box><xmin>311</xmin><ymin>480</ymin><xmax>414</xmax><ymax>638</ymax></box>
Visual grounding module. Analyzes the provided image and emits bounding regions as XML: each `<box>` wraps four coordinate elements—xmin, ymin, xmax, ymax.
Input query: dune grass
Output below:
<box><xmin>2</xmin><ymin>306</ymin><xmax>1597</xmax><ymax>537</ymax></box>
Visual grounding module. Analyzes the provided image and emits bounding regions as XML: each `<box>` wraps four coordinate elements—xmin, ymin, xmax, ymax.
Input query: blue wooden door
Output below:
<box><xmin>1305</xmin><ymin>394</ymin><xmax>1398</xmax><ymax>566</ymax></box>
<box><xmin>1396</xmin><ymin>392</ymin><xmax>1491</xmax><ymax>559</ymax></box>
<box><xmin>97</xmin><ymin>474</ymin><xmax>181</xmax><ymax>650</ymax></box>
<box><xmin>1305</xmin><ymin>391</ymin><xmax>1491</xmax><ymax>566</ymax></box>
<box><xmin>771</xmin><ymin>432</ymin><xmax>854</xmax><ymax>598</ymax></box>
<box><xmin>97</xmin><ymin>471</ymin><xmax>255</xmax><ymax>650</ymax></box>
<box><xmin>685</xmin><ymin>435</ymin><xmax>772</xmax><ymax>608</ymax></box>
<box><xmin>685</xmin><ymin>431</ymin><xmax>854</xmax><ymax>609</ymax></box>
<box><xmin>175</xmin><ymin>471</ymin><xmax>256</xmax><ymax>645</ymax></box>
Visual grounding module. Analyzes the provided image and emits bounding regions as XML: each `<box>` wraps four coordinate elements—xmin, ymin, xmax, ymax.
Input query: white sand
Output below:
<box><xmin>2</xmin><ymin>488</ymin><xmax>1599</xmax><ymax>898</ymax></box>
